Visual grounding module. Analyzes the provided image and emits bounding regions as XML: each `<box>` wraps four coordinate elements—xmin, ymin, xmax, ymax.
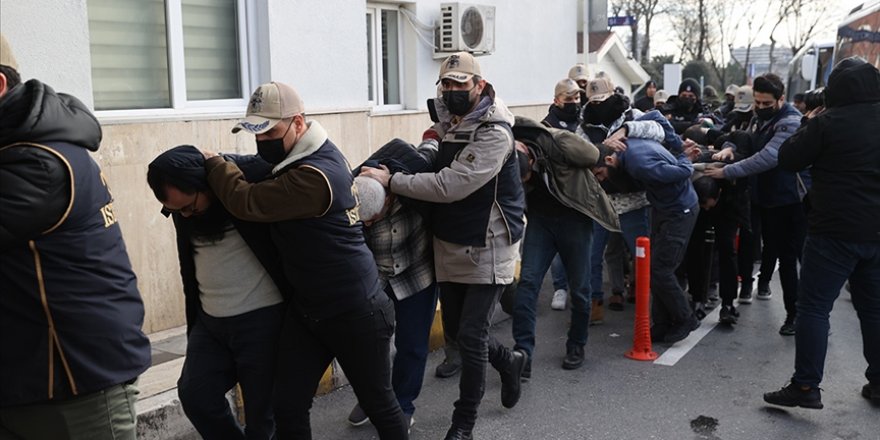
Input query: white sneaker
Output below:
<box><xmin>551</xmin><ymin>289</ymin><xmax>568</xmax><ymax>310</ymax></box>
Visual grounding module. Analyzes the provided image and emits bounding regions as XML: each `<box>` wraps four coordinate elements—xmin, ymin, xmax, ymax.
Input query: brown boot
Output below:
<box><xmin>590</xmin><ymin>299</ymin><xmax>604</xmax><ymax>325</ymax></box>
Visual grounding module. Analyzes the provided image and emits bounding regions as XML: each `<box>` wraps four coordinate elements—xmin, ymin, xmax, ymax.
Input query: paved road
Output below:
<box><xmin>308</xmin><ymin>275</ymin><xmax>878</xmax><ymax>439</ymax></box>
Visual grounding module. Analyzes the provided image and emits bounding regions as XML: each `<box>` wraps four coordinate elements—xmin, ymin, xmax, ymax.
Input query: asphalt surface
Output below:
<box><xmin>308</xmin><ymin>274</ymin><xmax>879</xmax><ymax>440</ymax></box>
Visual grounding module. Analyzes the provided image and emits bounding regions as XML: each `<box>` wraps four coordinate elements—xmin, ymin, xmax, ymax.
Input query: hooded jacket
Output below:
<box><xmin>0</xmin><ymin>80</ymin><xmax>151</xmax><ymax>405</ymax></box>
<box><xmin>390</xmin><ymin>90</ymin><xmax>524</xmax><ymax>285</ymax></box>
<box><xmin>513</xmin><ymin>116</ymin><xmax>620</xmax><ymax>232</ymax></box>
<box><xmin>149</xmin><ymin>147</ymin><xmax>292</xmax><ymax>334</ymax></box>
<box><xmin>778</xmin><ymin>57</ymin><xmax>880</xmax><ymax>242</ymax></box>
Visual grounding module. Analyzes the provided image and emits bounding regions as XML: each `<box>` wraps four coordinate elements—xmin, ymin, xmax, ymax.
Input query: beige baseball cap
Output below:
<box><xmin>725</xmin><ymin>84</ymin><xmax>739</xmax><ymax>97</ymax></box>
<box><xmin>0</xmin><ymin>33</ymin><xmax>18</xmax><ymax>71</ymax></box>
<box><xmin>438</xmin><ymin>52</ymin><xmax>481</xmax><ymax>84</ymax></box>
<box><xmin>568</xmin><ymin>64</ymin><xmax>589</xmax><ymax>82</ymax></box>
<box><xmin>232</xmin><ymin>82</ymin><xmax>305</xmax><ymax>134</ymax></box>
<box><xmin>586</xmin><ymin>77</ymin><xmax>615</xmax><ymax>103</ymax></box>
<box><xmin>654</xmin><ymin>89</ymin><xmax>670</xmax><ymax>105</ymax></box>
<box><xmin>554</xmin><ymin>78</ymin><xmax>580</xmax><ymax>98</ymax></box>
<box><xmin>733</xmin><ymin>85</ymin><xmax>754</xmax><ymax>112</ymax></box>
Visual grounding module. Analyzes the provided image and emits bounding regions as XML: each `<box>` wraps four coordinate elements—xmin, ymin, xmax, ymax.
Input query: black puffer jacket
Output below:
<box><xmin>778</xmin><ymin>57</ymin><xmax>880</xmax><ymax>242</ymax></box>
<box><xmin>0</xmin><ymin>80</ymin><xmax>151</xmax><ymax>405</ymax></box>
<box><xmin>0</xmin><ymin>80</ymin><xmax>101</xmax><ymax>247</ymax></box>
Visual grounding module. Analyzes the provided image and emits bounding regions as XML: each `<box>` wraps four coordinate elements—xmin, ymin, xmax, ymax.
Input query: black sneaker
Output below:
<box><xmin>562</xmin><ymin>345</ymin><xmax>585</xmax><ymax>370</ymax></box>
<box><xmin>499</xmin><ymin>348</ymin><xmax>527</xmax><ymax>408</ymax></box>
<box><xmin>693</xmin><ymin>302</ymin><xmax>707</xmax><ymax>320</ymax></box>
<box><xmin>763</xmin><ymin>383</ymin><xmax>823</xmax><ymax>409</ymax></box>
<box><xmin>757</xmin><ymin>283</ymin><xmax>771</xmax><ymax>300</ymax></box>
<box><xmin>650</xmin><ymin>324</ymin><xmax>668</xmax><ymax>342</ymax></box>
<box><xmin>779</xmin><ymin>317</ymin><xmax>796</xmax><ymax>336</ymax></box>
<box><xmin>520</xmin><ymin>357</ymin><xmax>532</xmax><ymax>383</ymax></box>
<box><xmin>719</xmin><ymin>305</ymin><xmax>739</xmax><ymax>325</ymax></box>
<box><xmin>443</xmin><ymin>425</ymin><xmax>474</xmax><ymax>440</ymax></box>
<box><xmin>347</xmin><ymin>403</ymin><xmax>369</xmax><ymax>426</ymax></box>
<box><xmin>862</xmin><ymin>382</ymin><xmax>880</xmax><ymax>405</ymax></box>
<box><xmin>664</xmin><ymin>317</ymin><xmax>700</xmax><ymax>344</ymax></box>
<box><xmin>435</xmin><ymin>358</ymin><xmax>461</xmax><ymax>378</ymax></box>
<box><xmin>608</xmin><ymin>293</ymin><xmax>625</xmax><ymax>311</ymax></box>
<box><xmin>738</xmin><ymin>289</ymin><xmax>753</xmax><ymax>304</ymax></box>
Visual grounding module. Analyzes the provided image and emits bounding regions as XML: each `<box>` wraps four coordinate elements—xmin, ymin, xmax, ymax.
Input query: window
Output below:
<box><xmin>366</xmin><ymin>4</ymin><xmax>402</xmax><ymax>109</ymax></box>
<box><xmin>87</xmin><ymin>0</ymin><xmax>249</xmax><ymax>112</ymax></box>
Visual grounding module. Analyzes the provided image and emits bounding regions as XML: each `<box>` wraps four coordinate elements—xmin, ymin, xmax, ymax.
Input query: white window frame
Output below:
<box><xmin>94</xmin><ymin>0</ymin><xmax>253</xmax><ymax>123</ymax></box>
<box><xmin>366</xmin><ymin>3</ymin><xmax>405</xmax><ymax>111</ymax></box>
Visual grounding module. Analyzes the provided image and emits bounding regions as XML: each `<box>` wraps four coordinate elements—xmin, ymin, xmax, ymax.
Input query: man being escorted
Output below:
<box><xmin>147</xmin><ymin>145</ymin><xmax>289</xmax><ymax>439</ymax></box>
<box><xmin>764</xmin><ymin>57</ymin><xmax>880</xmax><ymax>409</ymax></box>
<box><xmin>511</xmin><ymin>117</ymin><xmax>619</xmax><ymax>376</ymax></box>
<box><xmin>348</xmin><ymin>139</ymin><xmax>440</xmax><ymax>431</ymax></box>
<box><xmin>362</xmin><ymin>52</ymin><xmax>526</xmax><ymax>440</ymax></box>
<box><xmin>592</xmin><ymin>119</ymin><xmax>703</xmax><ymax>344</ymax></box>
<box><xmin>0</xmin><ymin>33</ymin><xmax>151</xmax><ymax>439</ymax></box>
<box><xmin>205</xmin><ymin>81</ymin><xmax>407</xmax><ymax>439</ymax></box>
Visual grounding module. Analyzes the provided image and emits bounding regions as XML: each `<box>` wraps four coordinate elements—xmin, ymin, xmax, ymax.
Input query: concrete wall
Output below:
<box><xmin>2</xmin><ymin>0</ymin><xmax>570</xmax><ymax>332</ymax></box>
<box><xmin>0</xmin><ymin>0</ymin><xmax>94</xmax><ymax>106</ymax></box>
<box><xmin>96</xmin><ymin>104</ymin><xmax>546</xmax><ymax>332</ymax></box>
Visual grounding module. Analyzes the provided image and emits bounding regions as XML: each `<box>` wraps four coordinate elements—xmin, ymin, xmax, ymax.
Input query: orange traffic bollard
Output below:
<box><xmin>625</xmin><ymin>236</ymin><xmax>658</xmax><ymax>361</ymax></box>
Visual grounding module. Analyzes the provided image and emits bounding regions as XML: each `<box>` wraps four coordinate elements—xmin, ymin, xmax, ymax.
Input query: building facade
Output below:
<box><xmin>2</xmin><ymin>0</ymin><xmax>596</xmax><ymax>333</ymax></box>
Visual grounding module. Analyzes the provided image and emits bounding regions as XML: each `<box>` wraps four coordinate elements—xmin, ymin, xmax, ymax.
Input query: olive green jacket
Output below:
<box><xmin>513</xmin><ymin>116</ymin><xmax>620</xmax><ymax>232</ymax></box>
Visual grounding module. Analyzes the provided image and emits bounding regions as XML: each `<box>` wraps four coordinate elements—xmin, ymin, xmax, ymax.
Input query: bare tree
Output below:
<box><xmin>669</xmin><ymin>0</ymin><xmax>713</xmax><ymax>62</ymax></box>
<box><xmin>633</xmin><ymin>0</ymin><xmax>667</xmax><ymax>62</ymax></box>
<box><xmin>706</xmin><ymin>0</ymin><xmax>740</xmax><ymax>87</ymax></box>
<box><xmin>785</xmin><ymin>0</ymin><xmax>834</xmax><ymax>56</ymax></box>
<box><xmin>740</xmin><ymin>0</ymin><xmax>770</xmax><ymax>83</ymax></box>
<box><xmin>767</xmin><ymin>0</ymin><xmax>789</xmax><ymax>72</ymax></box>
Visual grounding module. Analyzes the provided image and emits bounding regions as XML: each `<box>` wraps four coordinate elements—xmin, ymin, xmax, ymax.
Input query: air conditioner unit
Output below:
<box><xmin>434</xmin><ymin>3</ymin><xmax>496</xmax><ymax>58</ymax></box>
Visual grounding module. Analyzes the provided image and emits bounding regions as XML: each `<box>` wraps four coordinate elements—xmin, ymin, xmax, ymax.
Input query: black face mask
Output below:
<box><xmin>585</xmin><ymin>95</ymin><xmax>625</xmax><ymax>126</ymax></box>
<box><xmin>442</xmin><ymin>89</ymin><xmax>474</xmax><ymax>116</ymax></box>
<box><xmin>678</xmin><ymin>96</ymin><xmax>696</xmax><ymax>109</ymax></box>
<box><xmin>557</xmin><ymin>102</ymin><xmax>579</xmax><ymax>122</ymax></box>
<box><xmin>256</xmin><ymin>122</ymin><xmax>294</xmax><ymax>164</ymax></box>
<box><xmin>755</xmin><ymin>105</ymin><xmax>778</xmax><ymax>121</ymax></box>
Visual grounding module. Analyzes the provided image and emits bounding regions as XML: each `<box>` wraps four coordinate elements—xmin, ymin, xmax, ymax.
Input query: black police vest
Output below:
<box><xmin>273</xmin><ymin>140</ymin><xmax>380</xmax><ymax>319</ymax></box>
<box><xmin>0</xmin><ymin>142</ymin><xmax>151</xmax><ymax>406</ymax></box>
<box><xmin>431</xmin><ymin>122</ymin><xmax>525</xmax><ymax>247</ymax></box>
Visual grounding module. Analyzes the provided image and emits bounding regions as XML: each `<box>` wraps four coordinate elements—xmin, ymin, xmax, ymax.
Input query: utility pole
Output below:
<box><xmin>583</xmin><ymin>0</ymin><xmax>591</xmax><ymax>65</ymax></box>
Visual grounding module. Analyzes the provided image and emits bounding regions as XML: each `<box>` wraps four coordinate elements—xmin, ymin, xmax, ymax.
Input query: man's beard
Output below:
<box><xmin>190</xmin><ymin>202</ymin><xmax>233</xmax><ymax>243</ymax></box>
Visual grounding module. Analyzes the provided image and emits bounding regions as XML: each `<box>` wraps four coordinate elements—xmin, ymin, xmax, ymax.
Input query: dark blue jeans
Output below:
<box><xmin>513</xmin><ymin>212</ymin><xmax>593</xmax><ymax>357</ymax></box>
<box><xmin>550</xmin><ymin>255</ymin><xmax>568</xmax><ymax>291</ymax></box>
<box><xmin>273</xmin><ymin>295</ymin><xmax>406</xmax><ymax>440</ymax></box>
<box><xmin>651</xmin><ymin>206</ymin><xmax>699</xmax><ymax>327</ymax></box>
<box><xmin>178</xmin><ymin>303</ymin><xmax>285</xmax><ymax>440</ymax></box>
<box><xmin>438</xmin><ymin>282</ymin><xmax>509</xmax><ymax>431</ymax></box>
<box><xmin>591</xmin><ymin>207</ymin><xmax>649</xmax><ymax>300</ymax></box>
<box><xmin>792</xmin><ymin>235</ymin><xmax>880</xmax><ymax>388</ymax></box>
<box><xmin>390</xmin><ymin>283</ymin><xmax>438</xmax><ymax>416</ymax></box>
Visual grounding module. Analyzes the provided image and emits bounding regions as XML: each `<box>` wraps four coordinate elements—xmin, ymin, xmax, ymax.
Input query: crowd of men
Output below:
<box><xmin>1</xmin><ymin>28</ymin><xmax>879</xmax><ymax>440</ymax></box>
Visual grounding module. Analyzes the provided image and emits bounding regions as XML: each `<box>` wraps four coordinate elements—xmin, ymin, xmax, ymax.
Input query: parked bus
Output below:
<box><xmin>786</xmin><ymin>1</ymin><xmax>880</xmax><ymax>100</ymax></box>
<box><xmin>835</xmin><ymin>1</ymin><xmax>880</xmax><ymax>69</ymax></box>
<box><xmin>787</xmin><ymin>41</ymin><xmax>834</xmax><ymax>100</ymax></box>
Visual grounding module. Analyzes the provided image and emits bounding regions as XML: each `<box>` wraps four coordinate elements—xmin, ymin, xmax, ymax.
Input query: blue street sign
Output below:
<box><xmin>608</xmin><ymin>16</ymin><xmax>636</xmax><ymax>27</ymax></box>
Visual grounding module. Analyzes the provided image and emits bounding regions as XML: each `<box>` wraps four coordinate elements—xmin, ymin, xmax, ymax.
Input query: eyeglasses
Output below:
<box><xmin>161</xmin><ymin>192</ymin><xmax>200</xmax><ymax>217</ymax></box>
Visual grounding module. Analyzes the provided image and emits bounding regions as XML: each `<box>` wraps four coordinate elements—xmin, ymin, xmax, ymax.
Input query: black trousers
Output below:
<box><xmin>760</xmin><ymin>203</ymin><xmax>807</xmax><ymax>319</ymax></box>
<box><xmin>273</xmin><ymin>295</ymin><xmax>407</xmax><ymax>440</ymax></box>
<box><xmin>651</xmin><ymin>206</ymin><xmax>699</xmax><ymax>327</ymax></box>
<box><xmin>178</xmin><ymin>304</ymin><xmax>285</xmax><ymax>440</ymax></box>
<box><xmin>438</xmin><ymin>282</ymin><xmax>512</xmax><ymax>431</ymax></box>
<box><xmin>680</xmin><ymin>205</ymin><xmax>740</xmax><ymax>307</ymax></box>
